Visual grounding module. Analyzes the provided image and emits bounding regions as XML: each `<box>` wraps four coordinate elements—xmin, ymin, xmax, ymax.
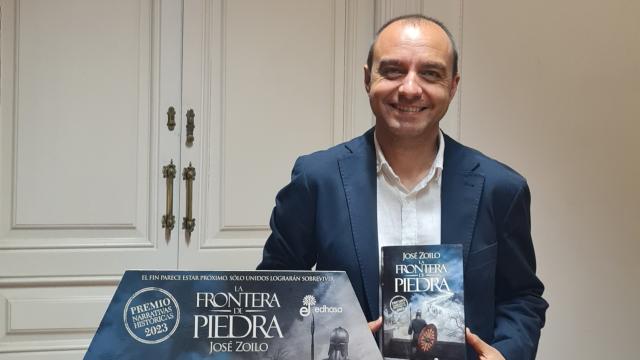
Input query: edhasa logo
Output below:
<box><xmin>299</xmin><ymin>295</ymin><xmax>343</xmax><ymax>317</ymax></box>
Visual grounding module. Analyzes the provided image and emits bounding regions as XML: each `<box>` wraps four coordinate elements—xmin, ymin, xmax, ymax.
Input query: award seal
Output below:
<box><xmin>389</xmin><ymin>295</ymin><xmax>408</xmax><ymax>313</ymax></box>
<box><xmin>123</xmin><ymin>287</ymin><xmax>180</xmax><ymax>344</ymax></box>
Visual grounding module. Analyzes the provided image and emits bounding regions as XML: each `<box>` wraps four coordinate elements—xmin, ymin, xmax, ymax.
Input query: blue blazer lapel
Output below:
<box><xmin>338</xmin><ymin>130</ymin><xmax>379</xmax><ymax>320</ymax></box>
<box><xmin>441</xmin><ymin>134</ymin><xmax>485</xmax><ymax>265</ymax></box>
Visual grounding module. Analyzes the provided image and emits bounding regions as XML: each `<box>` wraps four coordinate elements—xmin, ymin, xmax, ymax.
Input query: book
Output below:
<box><xmin>381</xmin><ymin>245</ymin><xmax>465</xmax><ymax>360</ymax></box>
<box><xmin>85</xmin><ymin>270</ymin><xmax>382</xmax><ymax>360</ymax></box>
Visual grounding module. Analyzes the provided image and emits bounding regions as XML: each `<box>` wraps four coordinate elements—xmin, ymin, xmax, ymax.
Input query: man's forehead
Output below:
<box><xmin>373</xmin><ymin>20</ymin><xmax>452</xmax><ymax>61</ymax></box>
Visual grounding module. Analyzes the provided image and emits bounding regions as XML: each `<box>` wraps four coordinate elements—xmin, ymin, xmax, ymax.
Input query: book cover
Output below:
<box><xmin>85</xmin><ymin>270</ymin><xmax>382</xmax><ymax>360</ymax></box>
<box><xmin>381</xmin><ymin>245</ymin><xmax>465</xmax><ymax>360</ymax></box>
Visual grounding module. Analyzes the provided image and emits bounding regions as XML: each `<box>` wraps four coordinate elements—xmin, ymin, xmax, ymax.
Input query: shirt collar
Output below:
<box><xmin>432</xmin><ymin>130</ymin><xmax>445</xmax><ymax>184</ymax></box>
<box><xmin>374</xmin><ymin>132</ymin><xmax>394</xmax><ymax>182</ymax></box>
<box><xmin>374</xmin><ymin>129</ymin><xmax>446</xmax><ymax>187</ymax></box>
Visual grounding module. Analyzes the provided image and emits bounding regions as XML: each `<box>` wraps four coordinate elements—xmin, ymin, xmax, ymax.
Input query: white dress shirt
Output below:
<box><xmin>375</xmin><ymin>130</ymin><xmax>444</xmax><ymax>251</ymax></box>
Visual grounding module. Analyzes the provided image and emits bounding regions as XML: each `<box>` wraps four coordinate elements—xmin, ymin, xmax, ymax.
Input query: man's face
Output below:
<box><xmin>365</xmin><ymin>21</ymin><xmax>460</xmax><ymax>140</ymax></box>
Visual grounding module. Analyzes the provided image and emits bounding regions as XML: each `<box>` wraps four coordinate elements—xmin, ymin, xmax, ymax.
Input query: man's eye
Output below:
<box><xmin>380</xmin><ymin>69</ymin><xmax>403</xmax><ymax>79</ymax></box>
<box><xmin>421</xmin><ymin>71</ymin><xmax>443</xmax><ymax>80</ymax></box>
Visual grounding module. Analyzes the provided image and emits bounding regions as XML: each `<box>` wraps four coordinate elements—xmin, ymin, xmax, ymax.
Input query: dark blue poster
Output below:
<box><xmin>85</xmin><ymin>270</ymin><xmax>382</xmax><ymax>359</ymax></box>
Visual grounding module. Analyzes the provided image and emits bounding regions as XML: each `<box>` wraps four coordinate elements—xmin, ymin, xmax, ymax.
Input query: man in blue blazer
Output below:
<box><xmin>258</xmin><ymin>15</ymin><xmax>547</xmax><ymax>359</ymax></box>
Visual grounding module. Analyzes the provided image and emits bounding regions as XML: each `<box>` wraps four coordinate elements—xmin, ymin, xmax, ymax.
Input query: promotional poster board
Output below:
<box><xmin>85</xmin><ymin>270</ymin><xmax>382</xmax><ymax>359</ymax></box>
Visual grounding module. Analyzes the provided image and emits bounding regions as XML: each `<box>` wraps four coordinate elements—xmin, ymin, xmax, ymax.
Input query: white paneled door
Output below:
<box><xmin>0</xmin><ymin>0</ymin><xmax>374</xmax><ymax>357</ymax></box>
<box><xmin>0</xmin><ymin>0</ymin><xmax>182</xmax><ymax>357</ymax></box>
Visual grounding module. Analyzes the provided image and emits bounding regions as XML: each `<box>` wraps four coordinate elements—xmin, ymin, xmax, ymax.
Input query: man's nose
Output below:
<box><xmin>398</xmin><ymin>72</ymin><xmax>422</xmax><ymax>100</ymax></box>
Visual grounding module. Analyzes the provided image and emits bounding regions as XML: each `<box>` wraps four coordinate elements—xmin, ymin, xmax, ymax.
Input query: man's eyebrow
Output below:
<box><xmin>377</xmin><ymin>59</ymin><xmax>403</xmax><ymax>68</ymax></box>
<box><xmin>419</xmin><ymin>61</ymin><xmax>447</xmax><ymax>72</ymax></box>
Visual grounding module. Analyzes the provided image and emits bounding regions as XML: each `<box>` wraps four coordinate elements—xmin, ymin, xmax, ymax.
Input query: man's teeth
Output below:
<box><xmin>395</xmin><ymin>105</ymin><xmax>423</xmax><ymax>112</ymax></box>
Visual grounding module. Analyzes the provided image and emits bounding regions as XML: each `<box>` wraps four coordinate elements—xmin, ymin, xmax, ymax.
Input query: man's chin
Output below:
<box><xmin>381</xmin><ymin>122</ymin><xmax>438</xmax><ymax>140</ymax></box>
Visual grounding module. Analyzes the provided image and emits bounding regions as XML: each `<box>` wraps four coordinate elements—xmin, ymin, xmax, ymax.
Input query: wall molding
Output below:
<box><xmin>0</xmin><ymin>276</ymin><xmax>121</xmax><ymax>288</ymax></box>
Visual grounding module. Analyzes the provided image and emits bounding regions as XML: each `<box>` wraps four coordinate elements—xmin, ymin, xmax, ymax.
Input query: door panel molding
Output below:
<box><xmin>11</xmin><ymin>0</ymin><xmax>153</xmax><ymax>229</ymax></box>
<box><xmin>7</xmin><ymin>297</ymin><xmax>109</xmax><ymax>334</ymax></box>
<box><xmin>1</xmin><ymin>0</ymin><xmax>158</xmax><ymax>250</ymax></box>
<box><xmin>0</xmin><ymin>285</ymin><xmax>117</xmax><ymax>355</ymax></box>
<box><xmin>0</xmin><ymin>0</ymin><xmax>178</xmax><ymax>278</ymax></box>
<box><xmin>0</xmin><ymin>276</ymin><xmax>121</xmax><ymax>287</ymax></box>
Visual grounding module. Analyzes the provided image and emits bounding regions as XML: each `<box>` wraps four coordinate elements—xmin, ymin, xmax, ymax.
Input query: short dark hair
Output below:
<box><xmin>366</xmin><ymin>14</ymin><xmax>459</xmax><ymax>79</ymax></box>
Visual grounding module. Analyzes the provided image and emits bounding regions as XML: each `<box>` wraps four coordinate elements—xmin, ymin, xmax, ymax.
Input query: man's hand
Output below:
<box><xmin>368</xmin><ymin>317</ymin><xmax>382</xmax><ymax>332</ymax></box>
<box><xmin>466</xmin><ymin>328</ymin><xmax>505</xmax><ymax>360</ymax></box>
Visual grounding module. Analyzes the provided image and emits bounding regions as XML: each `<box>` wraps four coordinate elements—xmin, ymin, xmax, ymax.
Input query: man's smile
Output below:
<box><xmin>389</xmin><ymin>104</ymin><xmax>427</xmax><ymax>113</ymax></box>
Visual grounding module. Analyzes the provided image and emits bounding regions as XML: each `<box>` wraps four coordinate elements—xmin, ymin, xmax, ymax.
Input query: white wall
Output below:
<box><xmin>460</xmin><ymin>0</ymin><xmax>640</xmax><ymax>358</ymax></box>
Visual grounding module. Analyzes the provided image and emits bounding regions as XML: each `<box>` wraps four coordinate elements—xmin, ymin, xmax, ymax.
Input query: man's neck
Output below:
<box><xmin>376</xmin><ymin>128</ymin><xmax>440</xmax><ymax>191</ymax></box>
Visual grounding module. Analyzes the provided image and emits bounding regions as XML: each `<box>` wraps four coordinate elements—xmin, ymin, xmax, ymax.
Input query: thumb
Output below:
<box><xmin>368</xmin><ymin>317</ymin><xmax>383</xmax><ymax>333</ymax></box>
<box><xmin>466</xmin><ymin>327</ymin><xmax>491</xmax><ymax>355</ymax></box>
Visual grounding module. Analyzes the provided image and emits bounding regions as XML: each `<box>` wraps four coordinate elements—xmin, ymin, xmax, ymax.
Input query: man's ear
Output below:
<box><xmin>364</xmin><ymin>65</ymin><xmax>371</xmax><ymax>92</ymax></box>
<box><xmin>449</xmin><ymin>73</ymin><xmax>461</xmax><ymax>98</ymax></box>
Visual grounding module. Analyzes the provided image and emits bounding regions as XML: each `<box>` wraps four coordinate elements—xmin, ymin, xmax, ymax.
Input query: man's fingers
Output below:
<box><xmin>465</xmin><ymin>327</ymin><xmax>491</xmax><ymax>354</ymax></box>
<box><xmin>368</xmin><ymin>317</ymin><xmax>382</xmax><ymax>333</ymax></box>
<box><xmin>466</xmin><ymin>328</ymin><xmax>506</xmax><ymax>360</ymax></box>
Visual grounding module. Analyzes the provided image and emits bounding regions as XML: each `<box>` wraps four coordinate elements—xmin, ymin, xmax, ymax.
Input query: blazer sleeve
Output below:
<box><xmin>491</xmin><ymin>181</ymin><xmax>549</xmax><ymax>359</ymax></box>
<box><xmin>257</xmin><ymin>156</ymin><xmax>317</xmax><ymax>270</ymax></box>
